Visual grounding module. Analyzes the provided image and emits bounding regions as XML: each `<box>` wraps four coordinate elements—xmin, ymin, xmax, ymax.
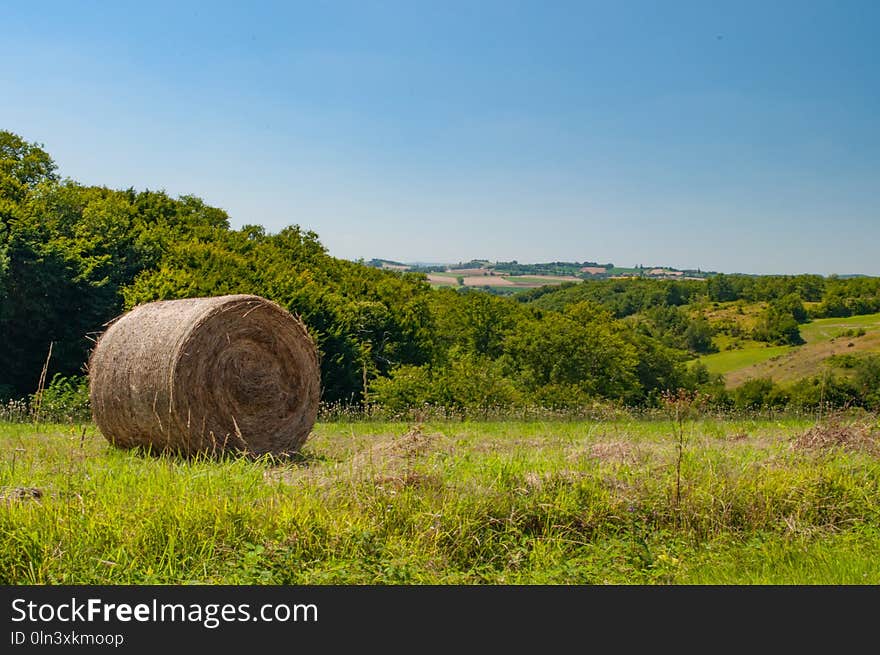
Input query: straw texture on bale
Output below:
<box><xmin>88</xmin><ymin>294</ymin><xmax>320</xmax><ymax>455</ymax></box>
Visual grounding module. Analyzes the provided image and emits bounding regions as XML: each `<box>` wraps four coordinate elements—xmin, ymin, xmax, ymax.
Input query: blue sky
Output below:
<box><xmin>2</xmin><ymin>1</ymin><xmax>878</xmax><ymax>274</ymax></box>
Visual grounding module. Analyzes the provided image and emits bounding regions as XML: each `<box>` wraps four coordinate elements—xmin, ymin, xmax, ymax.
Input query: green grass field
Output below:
<box><xmin>3</xmin><ymin>416</ymin><xmax>879</xmax><ymax>584</ymax></box>
<box><xmin>698</xmin><ymin>345</ymin><xmax>793</xmax><ymax>375</ymax></box>
<box><xmin>800</xmin><ymin>313</ymin><xmax>880</xmax><ymax>341</ymax></box>
<box><xmin>699</xmin><ymin>312</ymin><xmax>880</xmax><ymax>385</ymax></box>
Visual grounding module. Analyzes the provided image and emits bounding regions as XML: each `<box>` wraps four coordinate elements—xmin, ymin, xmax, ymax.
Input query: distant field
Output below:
<box><xmin>502</xmin><ymin>275</ymin><xmax>581</xmax><ymax>284</ymax></box>
<box><xmin>443</xmin><ymin>267</ymin><xmax>489</xmax><ymax>276</ymax></box>
<box><xmin>459</xmin><ymin>275</ymin><xmax>512</xmax><ymax>286</ymax></box>
<box><xmin>425</xmin><ymin>272</ymin><xmax>581</xmax><ymax>290</ymax></box>
<box><xmin>801</xmin><ymin>313</ymin><xmax>880</xmax><ymax>340</ymax></box>
<box><xmin>727</xmin><ymin>331</ymin><xmax>880</xmax><ymax>388</ymax></box>
<box><xmin>426</xmin><ymin>274</ymin><xmax>459</xmax><ymax>286</ymax></box>
<box><xmin>700</xmin><ymin>312</ymin><xmax>880</xmax><ymax>387</ymax></box>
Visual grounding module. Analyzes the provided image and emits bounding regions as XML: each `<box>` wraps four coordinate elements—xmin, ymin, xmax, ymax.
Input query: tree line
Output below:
<box><xmin>2</xmin><ymin>130</ymin><xmax>879</xmax><ymax>416</ymax></box>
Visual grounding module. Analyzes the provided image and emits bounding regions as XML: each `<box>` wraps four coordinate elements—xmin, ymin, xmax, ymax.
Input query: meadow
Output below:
<box><xmin>697</xmin><ymin>344</ymin><xmax>793</xmax><ymax>376</ymax></box>
<box><xmin>2</xmin><ymin>414</ymin><xmax>879</xmax><ymax>584</ymax></box>
<box><xmin>699</xmin><ymin>311</ymin><xmax>880</xmax><ymax>387</ymax></box>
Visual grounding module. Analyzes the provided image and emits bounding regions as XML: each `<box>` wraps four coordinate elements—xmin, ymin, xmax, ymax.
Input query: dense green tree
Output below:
<box><xmin>749</xmin><ymin>294</ymin><xmax>809</xmax><ymax>347</ymax></box>
<box><xmin>775</xmin><ymin>293</ymin><xmax>808</xmax><ymax>323</ymax></box>
<box><xmin>707</xmin><ymin>273</ymin><xmax>738</xmax><ymax>302</ymax></box>
<box><xmin>520</xmin><ymin>278</ymin><xmax>705</xmax><ymax>317</ymax></box>
<box><xmin>733</xmin><ymin>378</ymin><xmax>787</xmax><ymax>409</ymax></box>
<box><xmin>429</xmin><ymin>289</ymin><xmax>522</xmax><ymax>361</ymax></box>
<box><xmin>0</xmin><ymin>131</ymin><xmax>57</xmax><ymax>200</ymax></box>
<box><xmin>684</xmin><ymin>316</ymin><xmax>715</xmax><ymax>354</ymax></box>
<box><xmin>854</xmin><ymin>355</ymin><xmax>880</xmax><ymax>409</ymax></box>
<box><xmin>503</xmin><ymin>302</ymin><xmax>640</xmax><ymax>402</ymax></box>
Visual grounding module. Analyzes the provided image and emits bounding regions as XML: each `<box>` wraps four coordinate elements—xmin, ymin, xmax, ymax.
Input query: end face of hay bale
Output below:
<box><xmin>89</xmin><ymin>294</ymin><xmax>321</xmax><ymax>456</ymax></box>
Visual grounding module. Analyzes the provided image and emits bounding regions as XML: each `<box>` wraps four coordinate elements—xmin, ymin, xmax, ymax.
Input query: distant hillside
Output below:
<box><xmin>698</xmin><ymin>312</ymin><xmax>880</xmax><ymax>389</ymax></box>
<box><xmin>364</xmin><ymin>257</ymin><xmax>715</xmax><ymax>293</ymax></box>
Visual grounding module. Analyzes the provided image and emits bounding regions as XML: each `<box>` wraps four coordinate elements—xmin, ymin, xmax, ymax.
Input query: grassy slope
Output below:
<box><xmin>2</xmin><ymin>417</ymin><xmax>879</xmax><ymax>584</ymax></box>
<box><xmin>699</xmin><ymin>312</ymin><xmax>880</xmax><ymax>388</ymax></box>
<box><xmin>699</xmin><ymin>345</ymin><xmax>793</xmax><ymax>376</ymax></box>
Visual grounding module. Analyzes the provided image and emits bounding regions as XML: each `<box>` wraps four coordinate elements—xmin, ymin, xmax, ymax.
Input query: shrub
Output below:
<box><xmin>733</xmin><ymin>378</ymin><xmax>787</xmax><ymax>410</ymax></box>
<box><xmin>30</xmin><ymin>374</ymin><xmax>91</xmax><ymax>423</ymax></box>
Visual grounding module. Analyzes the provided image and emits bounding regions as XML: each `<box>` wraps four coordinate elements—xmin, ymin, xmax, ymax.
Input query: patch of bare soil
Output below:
<box><xmin>426</xmin><ymin>274</ymin><xmax>458</xmax><ymax>285</ymax></box>
<box><xmin>462</xmin><ymin>276</ymin><xmax>515</xmax><ymax>286</ymax></box>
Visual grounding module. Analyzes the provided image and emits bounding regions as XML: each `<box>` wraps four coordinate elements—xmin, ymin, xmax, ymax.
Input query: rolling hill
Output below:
<box><xmin>699</xmin><ymin>312</ymin><xmax>880</xmax><ymax>388</ymax></box>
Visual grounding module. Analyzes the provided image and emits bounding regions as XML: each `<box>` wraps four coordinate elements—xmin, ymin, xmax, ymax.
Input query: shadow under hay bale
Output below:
<box><xmin>88</xmin><ymin>294</ymin><xmax>320</xmax><ymax>456</ymax></box>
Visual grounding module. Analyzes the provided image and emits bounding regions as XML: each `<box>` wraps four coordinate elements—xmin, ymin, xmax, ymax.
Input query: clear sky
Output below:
<box><xmin>2</xmin><ymin>1</ymin><xmax>878</xmax><ymax>274</ymax></box>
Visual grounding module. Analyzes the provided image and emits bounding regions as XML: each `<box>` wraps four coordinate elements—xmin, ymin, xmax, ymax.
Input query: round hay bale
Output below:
<box><xmin>88</xmin><ymin>294</ymin><xmax>320</xmax><ymax>456</ymax></box>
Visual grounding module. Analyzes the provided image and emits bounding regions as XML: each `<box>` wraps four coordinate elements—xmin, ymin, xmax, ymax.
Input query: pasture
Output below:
<box><xmin>699</xmin><ymin>312</ymin><xmax>880</xmax><ymax>387</ymax></box>
<box><xmin>698</xmin><ymin>344</ymin><xmax>793</xmax><ymax>376</ymax></box>
<box><xmin>2</xmin><ymin>414</ymin><xmax>879</xmax><ymax>584</ymax></box>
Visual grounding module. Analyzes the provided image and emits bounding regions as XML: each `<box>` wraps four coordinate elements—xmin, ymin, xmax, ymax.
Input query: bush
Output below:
<box><xmin>752</xmin><ymin>309</ymin><xmax>803</xmax><ymax>345</ymax></box>
<box><xmin>30</xmin><ymin>374</ymin><xmax>91</xmax><ymax>423</ymax></box>
<box><xmin>733</xmin><ymin>378</ymin><xmax>788</xmax><ymax>410</ymax></box>
<box><xmin>684</xmin><ymin>317</ymin><xmax>716</xmax><ymax>354</ymax></box>
<box><xmin>787</xmin><ymin>374</ymin><xmax>862</xmax><ymax>410</ymax></box>
<box><xmin>854</xmin><ymin>356</ymin><xmax>880</xmax><ymax>409</ymax></box>
<box><xmin>370</xmin><ymin>354</ymin><xmax>521</xmax><ymax>417</ymax></box>
<box><xmin>368</xmin><ymin>365</ymin><xmax>435</xmax><ymax>413</ymax></box>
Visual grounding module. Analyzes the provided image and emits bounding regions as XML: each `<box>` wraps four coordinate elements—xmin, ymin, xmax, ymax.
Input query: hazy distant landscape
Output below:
<box><xmin>366</xmin><ymin>257</ymin><xmax>712</xmax><ymax>294</ymax></box>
